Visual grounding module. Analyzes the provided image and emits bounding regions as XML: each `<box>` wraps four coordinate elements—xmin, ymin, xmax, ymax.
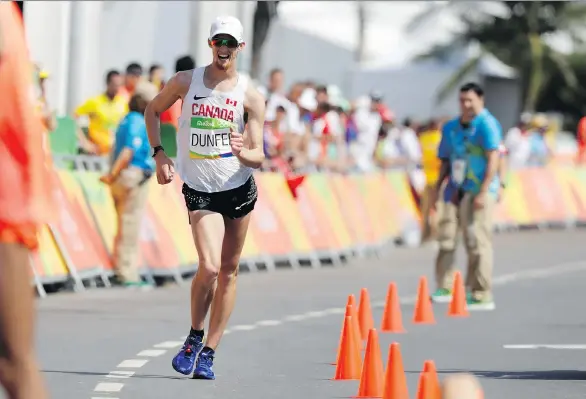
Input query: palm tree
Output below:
<box><xmin>405</xmin><ymin>1</ymin><xmax>586</xmax><ymax>112</ymax></box>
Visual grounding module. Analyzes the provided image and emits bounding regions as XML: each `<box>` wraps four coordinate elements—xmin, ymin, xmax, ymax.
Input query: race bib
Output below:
<box><xmin>451</xmin><ymin>159</ymin><xmax>467</xmax><ymax>185</ymax></box>
<box><xmin>189</xmin><ymin>116</ymin><xmax>235</xmax><ymax>160</ymax></box>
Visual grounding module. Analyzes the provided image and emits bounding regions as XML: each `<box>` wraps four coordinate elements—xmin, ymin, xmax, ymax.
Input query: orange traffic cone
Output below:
<box><xmin>358</xmin><ymin>288</ymin><xmax>375</xmax><ymax>341</ymax></box>
<box><xmin>381</xmin><ymin>282</ymin><xmax>406</xmax><ymax>333</ymax></box>
<box><xmin>413</xmin><ymin>276</ymin><xmax>436</xmax><ymax>324</ymax></box>
<box><xmin>349</xmin><ymin>301</ymin><xmax>365</xmax><ymax>350</ymax></box>
<box><xmin>448</xmin><ymin>271</ymin><xmax>469</xmax><ymax>317</ymax></box>
<box><xmin>333</xmin><ymin>310</ymin><xmax>345</xmax><ymax>365</ymax></box>
<box><xmin>416</xmin><ymin>361</ymin><xmax>441</xmax><ymax>399</ymax></box>
<box><xmin>416</xmin><ymin>372</ymin><xmax>438</xmax><ymax>399</ymax></box>
<box><xmin>354</xmin><ymin>329</ymin><xmax>384</xmax><ymax>398</ymax></box>
<box><xmin>333</xmin><ymin>316</ymin><xmax>362</xmax><ymax>380</ymax></box>
<box><xmin>333</xmin><ymin>302</ymin><xmax>363</xmax><ymax>364</ymax></box>
<box><xmin>382</xmin><ymin>343</ymin><xmax>409</xmax><ymax>399</ymax></box>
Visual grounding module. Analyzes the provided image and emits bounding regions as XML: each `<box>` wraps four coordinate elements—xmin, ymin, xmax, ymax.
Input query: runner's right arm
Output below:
<box><xmin>145</xmin><ymin>71</ymin><xmax>190</xmax><ymax>184</ymax></box>
<box><xmin>145</xmin><ymin>71</ymin><xmax>190</xmax><ymax>149</ymax></box>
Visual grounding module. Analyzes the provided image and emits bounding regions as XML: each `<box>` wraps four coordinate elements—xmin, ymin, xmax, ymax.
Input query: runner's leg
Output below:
<box><xmin>205</xmin><ymin>213</ymin><xmax>252</xmax><ymax>349</ymax></box>
<box><xmin>0</xmin><ymin>239</ymin><xmax>47</xmax><ymax>399</ymax></box>
<box><xmin>189</xmin><ymin>211</ymin><xmax>225</xmax><ymax>330</ymax></box>
<box><xmin>193</xmin><ymin>212</ymin><xmax>252</xmax><ymax>380</ymax></box>
<box><xmin>172</xmin><ymin>210</ymin><xmax>224</xmax><ymax>375</ymax></box>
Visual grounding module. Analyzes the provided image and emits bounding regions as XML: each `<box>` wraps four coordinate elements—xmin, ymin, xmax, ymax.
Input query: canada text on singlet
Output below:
<box><xmin>176</xmin><ymin>67</ymin><xmax>253</xmax><ymax>193</ymax></box>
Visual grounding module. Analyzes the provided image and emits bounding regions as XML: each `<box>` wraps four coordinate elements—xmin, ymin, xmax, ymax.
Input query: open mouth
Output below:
<box><xmin>218</xmin><ymin>54</ymin><xmax>230</xmax><ymax>60</ymax></box>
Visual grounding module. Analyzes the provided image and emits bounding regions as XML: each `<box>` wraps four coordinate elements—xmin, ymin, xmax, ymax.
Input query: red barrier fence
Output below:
<box><xmin>31</xmin><ymin>165</ymin><xmax>586</xmax><ymax>296</ymax></box>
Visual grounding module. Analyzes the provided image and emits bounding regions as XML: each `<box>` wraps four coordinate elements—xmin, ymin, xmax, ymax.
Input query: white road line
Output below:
<box><xmin>117</xmin><ymin>359</ymin><xmax>149</xmax><ymax>368</ymax></box>
<box><xmin>137</xmin><ymin>349</ymin><xmax>166</xmax><ymax>357</ymax></box>
<box><xmin>106</xmin><ymin>371</ymin><xmax>135</xmax><ymax>379</ymax></box>
<box><xmin>256</xmin><ymin>319</ymin><xmax>282</xmax><ymax>327</ymax></box>
<box><xmin>94</xmin><ymin>382</ymin><xmax>124</xmax><ymax>392</ymax></box>
<box><xmin>230</xmin><ymin>324</ymin><xmax>256</xmax><ymax>331</ymax></box>
<box><xmin>92</xmin><ymin>397</ymin><xmax>119</xmax><ymax>399</ymax></box>
<box><xmin>504</xmin><ymin>344</ymin><xmax>586</xmax><ymax>350</ymax></box>
<box><xmin>324</xmin><ymin>307</ymin><xmax>345</xmax><ymax>314</ymax></box>
<box><xmin>283</xmin><ymin>314</ymin><xmax>307</xmax><ymax>322</ymax></box>
<box><xmin>154</xmin><ymin>341</ymin><xmax>183</xmax><ymax>349</ymax></box>
<box><xmin>493</xmin><ymin>261</ymin><xmax>586</xmax><ymax>286</ymax></box>
<box><xmin>305</xmin><ymin>310</ymin><xmax>328</xmax><ymax>318</ymax></box>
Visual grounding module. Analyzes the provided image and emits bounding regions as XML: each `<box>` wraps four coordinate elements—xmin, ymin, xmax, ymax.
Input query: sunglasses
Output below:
<box><xmin>211</xmin><ymin>37</ymin><xmax>239</xmax><ymax>49</ymax></box>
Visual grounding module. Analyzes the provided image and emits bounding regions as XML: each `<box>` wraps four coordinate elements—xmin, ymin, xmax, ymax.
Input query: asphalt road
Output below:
<box><xmin>3</xmin><ymin>230</ymin><xmax>586</xmax><ymax>399</ymax></box>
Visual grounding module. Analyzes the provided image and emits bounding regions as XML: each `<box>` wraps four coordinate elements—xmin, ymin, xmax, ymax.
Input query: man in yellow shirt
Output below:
<box><xmin>75</xmin><ymin>70</ymin><xmax>128</xmax><ymax>155</ymax></box>
<box><xmin>418</xmin><ymin>118</ymin><xmax>443</xmax><ymax>243</ymax></box>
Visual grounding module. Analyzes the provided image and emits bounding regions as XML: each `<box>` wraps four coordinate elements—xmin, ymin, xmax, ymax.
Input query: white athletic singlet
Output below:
<box><xmin>176</xmin><ymin>67</ymin><xmax>252</xmax><ymax>193</ymax></box>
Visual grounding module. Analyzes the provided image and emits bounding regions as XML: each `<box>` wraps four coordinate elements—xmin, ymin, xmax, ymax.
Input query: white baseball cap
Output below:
<box><xmin>209</xmin><ymin>16</ymin><xmax>244</xmax><ymax>44</ymax></box>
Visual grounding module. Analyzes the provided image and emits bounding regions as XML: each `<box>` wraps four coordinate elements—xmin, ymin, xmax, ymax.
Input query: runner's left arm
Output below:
<box><xmin>239</xmin><ymin>85</ymin><xmax>266</xmax><ymax>169</ymax></box>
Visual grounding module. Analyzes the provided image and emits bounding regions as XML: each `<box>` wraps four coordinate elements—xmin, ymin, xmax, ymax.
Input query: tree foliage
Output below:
<box><xmin>408</xmin><ymin>1</ymin><xmax>586</xmax><ymax>118</ymax></box>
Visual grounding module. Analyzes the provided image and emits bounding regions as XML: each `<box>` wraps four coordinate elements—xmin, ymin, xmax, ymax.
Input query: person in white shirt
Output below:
<box><xmin>399</xmin><ymin>119</ymin><xmax>426</xmax><ymax>196</ymax></box>
<box><xmin>352</xmin><ymin>92</ymin><xmax>384</xmax><ymax>172</ymax></box>
<box><xmin>504</xmin><ymin>113</ymin><xmax>532</xmax><ymax>169</ymax></box>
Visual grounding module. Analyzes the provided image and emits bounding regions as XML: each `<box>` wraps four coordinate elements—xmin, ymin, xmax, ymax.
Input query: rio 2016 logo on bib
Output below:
<box><xmin>189</xmin><ymin>116</ymin><xmax>236</xmax><ymax>159</ymax></box>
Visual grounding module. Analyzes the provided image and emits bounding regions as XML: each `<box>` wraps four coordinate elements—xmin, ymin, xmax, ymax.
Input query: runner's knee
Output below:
<box><xmin>218</xmin><ymin>260</ymin><xmax>239</xmax><ymax>282</ymax></box>
<box><xmin>197</xmin><ymin>260</ymin><xmax>220</xmax><ymax>283</ymax></box>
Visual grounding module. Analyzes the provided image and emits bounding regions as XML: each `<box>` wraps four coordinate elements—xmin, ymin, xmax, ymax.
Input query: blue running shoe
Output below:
<box><xmin>172</xmin><ymin>335</ymin><xmax>203</xmax><ymax>375</ymax></box>
<box><xmin>192</xmin><ymin>348</ymin><xmax>215</xmax><ymax>380</ymax></box>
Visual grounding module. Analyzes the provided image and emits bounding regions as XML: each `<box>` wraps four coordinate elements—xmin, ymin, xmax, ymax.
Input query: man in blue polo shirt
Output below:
<box><xmin>429</xmin><ymin>82</ymin><xmax>503</xmax><ymax>311</ymax></box>
<box><xmin>100</xmin><ymin>82</ymin><xmax>157</xmax><ymax>289</ymax></box>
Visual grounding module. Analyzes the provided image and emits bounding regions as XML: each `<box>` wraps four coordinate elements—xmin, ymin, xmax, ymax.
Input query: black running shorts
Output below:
<box><xmin>182</xmin><ymin>176</ymin><xmax>258</xmax><ymax>220</ymax></box>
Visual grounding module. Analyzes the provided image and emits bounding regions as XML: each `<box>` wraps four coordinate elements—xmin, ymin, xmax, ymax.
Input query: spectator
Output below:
<box><xmin>315</xmin><ymin>85</ymin><xmax>328</xmax><ymax>104</ymax></box>
<box><xmin>291</xmin><ymin>87</ymin><xmax>318</xmax><ymax>170</ymax></box>
<box><xmin>149</xmin><ymin>63</ymin><xmax>164</xmax><ymax>90</ymax></box>
<box><xmin>504</xmin><ymin>112</ymin><xmax>532</xmax><ymax>169</ymax></box>
<box><xmin>283</xmin><ymin>82</ymin><xmax>311</xmax><ymax>162</ymax></box>
<box><xmin>160</xmin><ymin>55</ymin><xmax>195</xmax><ymax>129</ymax></box>
<box><xmin>175</xmin><ymin>55</ymin><xmax>196</xmax><ymax>72</ymax></box>
<box><xmin>260</xmin><ymin>69</ymin><xmax>307</xmax><ymax>166</ymax></box>
<box><xmin>310</xmin><ymin>101</ymin><xmax>346</xmax><ymax>171</ymax></box>
<box><xmin>263</xmin><ymin>105</ymin><xmax>288</xmax><ymax>171</ymax></box>
<box><xmin>287</xmin><ymin>82</ymin><xmax>305</xmax><ymax>104</ymax></box>
<box><xmin>99</xmin><ymin>81</ymin><xmax>158</xmax><ymax>289</ymax></box>
<box><xmin>74</xmin><ymin>69</ymin><xmax>128</xmax><ymax>155</ymax></box>
<box><xmin>352</xmin><ymin>92</ymin><xmax>383</xmax><ymax>172</ymax></box>
<box><xmin>263</xmin><ymin>68</ymin><xmax>287</xmax><ymax>121</ymax></box>
<box><xmin>307</xmin><ymin>101</ymin><xmax>330</xmax><ymax>169</ymax></box>
<box><xmin>118</xmin><ymin>62</ymin><xmax>143</xmax><ymax>102</ymax></box>
<box><xmin>400</xmin><ymin>118</ymin><xmax>425</xmax><ymax>204</ymax></box>
<box><xmin>526</xmin><ymin>114</ymin><xmax>551</xmax><ymax>167</ymax></box>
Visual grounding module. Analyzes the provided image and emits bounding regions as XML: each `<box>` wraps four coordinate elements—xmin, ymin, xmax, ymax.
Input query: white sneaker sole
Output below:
<box><xmin>430</xmin><ymin>295</ymin><xmax>453</xmax><ymax>304</ymax></box>
<box><xmin>467</xmin><ymin>302</ymin><xmax>496</xmax><ymax>311</ymax></box>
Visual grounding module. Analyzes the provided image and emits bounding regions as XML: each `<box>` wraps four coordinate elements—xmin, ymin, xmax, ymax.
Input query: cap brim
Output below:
<box><xmin>210</xmin><ymin>32</ymin><xmax>243</xmax><ymax>43</ymax></box>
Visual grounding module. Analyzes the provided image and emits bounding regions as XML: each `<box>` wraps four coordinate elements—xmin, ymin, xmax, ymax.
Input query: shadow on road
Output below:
<box><xmin>434</xmin><ymin>369</ymin><xmax>586</xmax><ymax>381</ymax></box>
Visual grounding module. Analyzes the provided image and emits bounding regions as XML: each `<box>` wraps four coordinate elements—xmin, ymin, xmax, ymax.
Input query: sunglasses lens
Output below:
<box><xmin>212</xmin><ymin>38</ymin><xmax>238</xmax><ymax>48</ymax></box>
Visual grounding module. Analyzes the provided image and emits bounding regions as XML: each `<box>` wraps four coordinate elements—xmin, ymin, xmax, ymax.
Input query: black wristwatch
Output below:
<box><xmin>152</xmin><ymin>145</ymin><xmax>165</xmax><ymax>158</ymax></box>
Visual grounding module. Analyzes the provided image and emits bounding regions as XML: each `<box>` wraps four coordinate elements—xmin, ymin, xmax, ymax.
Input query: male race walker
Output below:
<box><xmin>145</xmin><ymin>16</ymin><xmax>265</xmax><ymax>380</ymax></box>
